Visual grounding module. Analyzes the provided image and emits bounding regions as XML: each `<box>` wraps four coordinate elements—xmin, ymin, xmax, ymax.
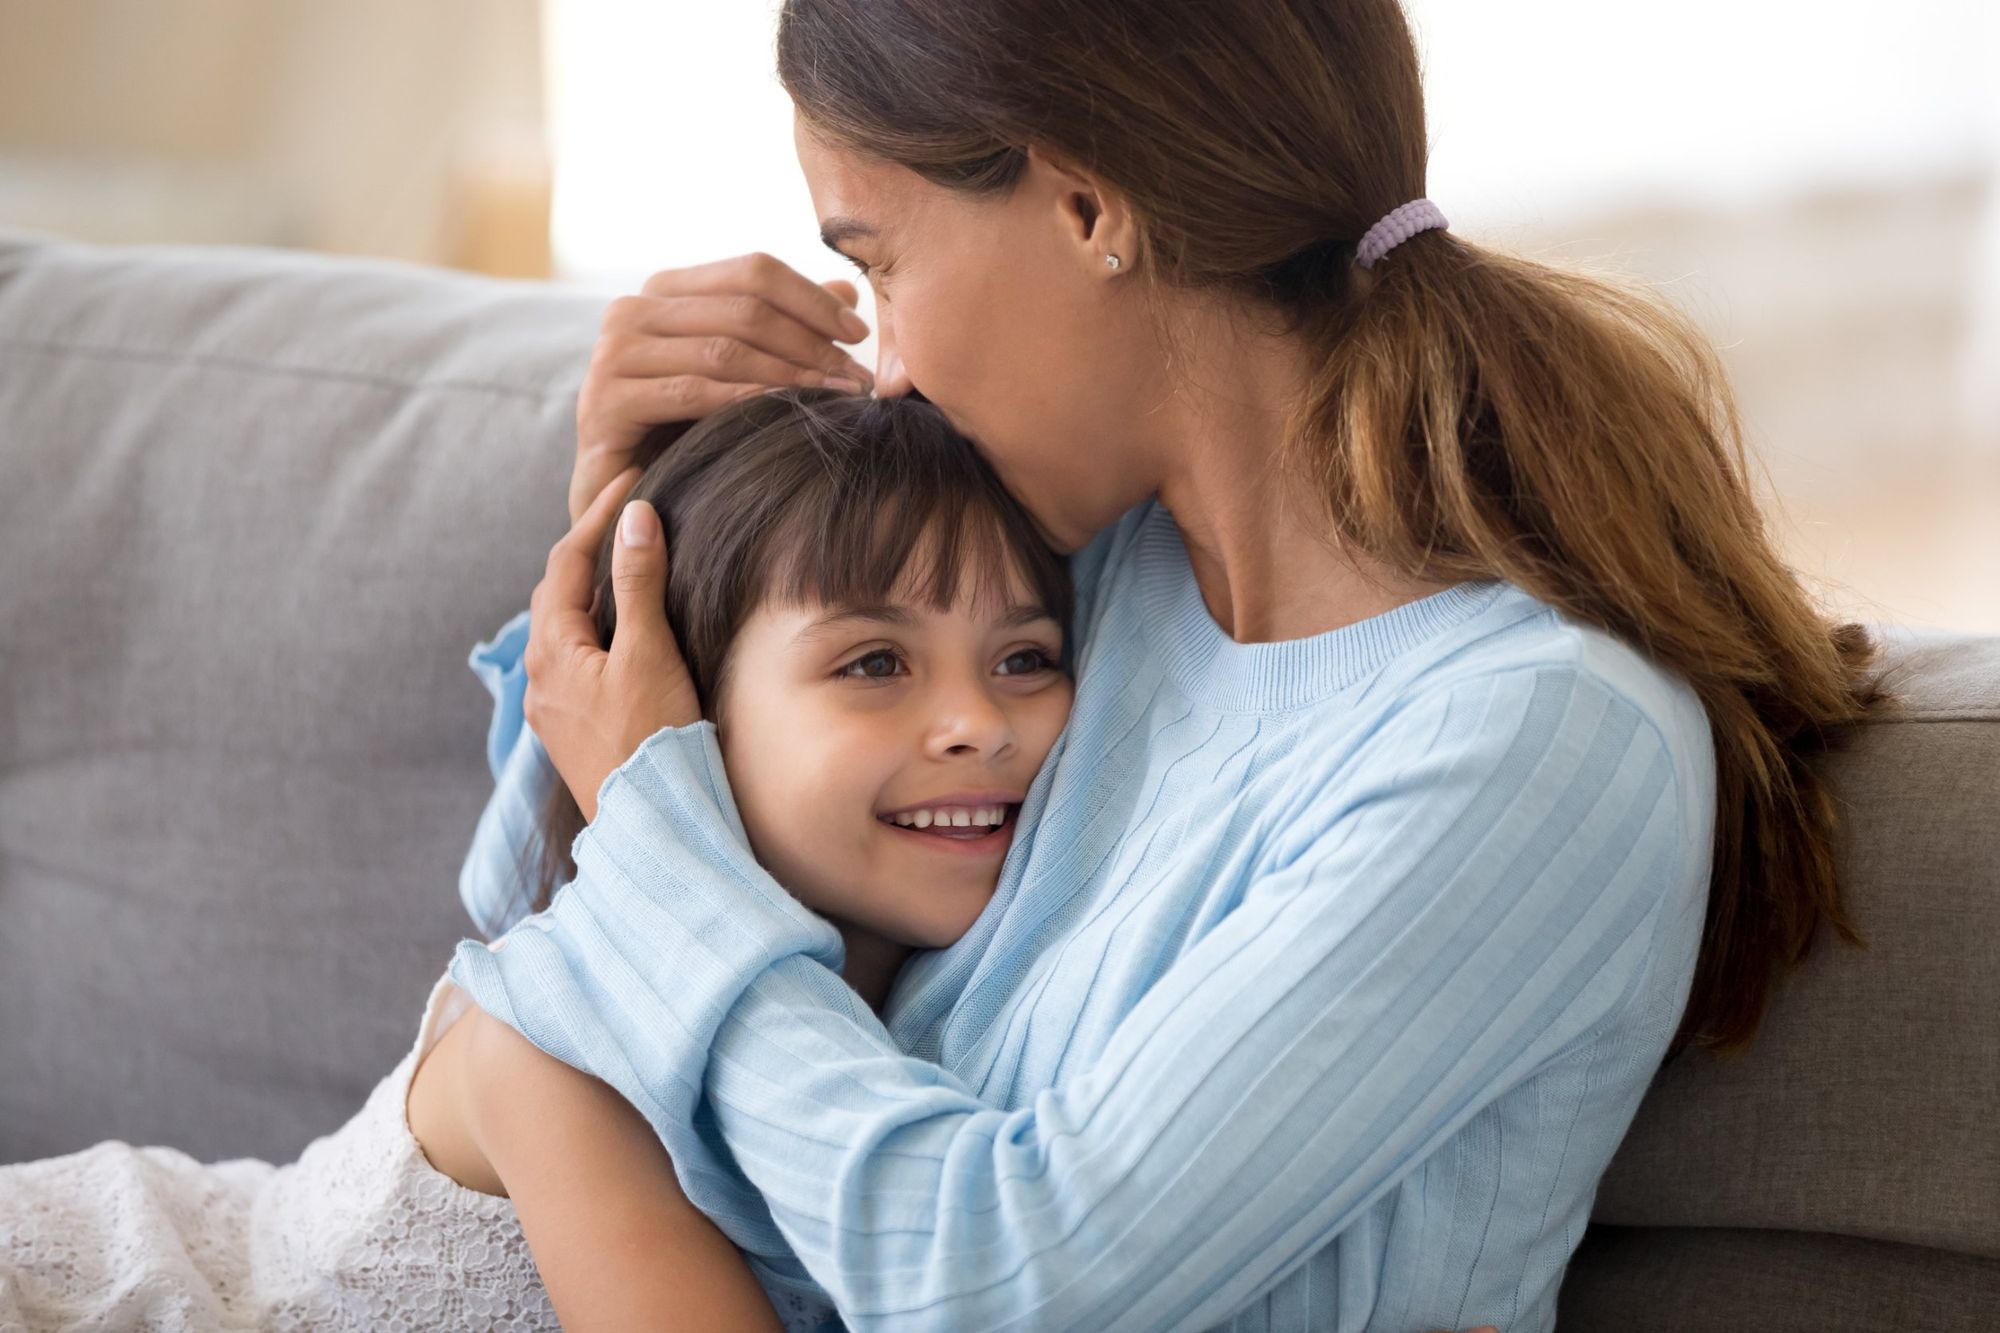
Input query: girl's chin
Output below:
<box><xmin>859</xmin><ymin>894</ymin><xmax>995</xmax><ymax>954</ymax></box>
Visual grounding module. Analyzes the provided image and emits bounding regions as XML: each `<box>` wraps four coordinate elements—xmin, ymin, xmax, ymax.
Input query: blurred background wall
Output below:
<box><xmin>3</xmin><ymin>0</ymin><xmax>1994</xmax><ymax>630</ymax></box>
<box><xmin>0</xmin><ymin>0</ymin><xmax>550</xmax><ymax>274</ymax></box>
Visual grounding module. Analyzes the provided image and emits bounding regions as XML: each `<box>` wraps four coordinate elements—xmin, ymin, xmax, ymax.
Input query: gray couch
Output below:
<box><xmin>2</xmin><ymin>231</ymin><xmax>1993</xmax><ymax>1329</ymax></box>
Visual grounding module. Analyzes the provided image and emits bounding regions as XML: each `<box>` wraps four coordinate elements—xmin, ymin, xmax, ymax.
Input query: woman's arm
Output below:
<box><xmin>448</xmin><ymin>665</ymin><xmax>1694</xmax><ymax>1329</ymax></box>
<box><xmin>423</xmin><ymin>1001</ymin><xmax>785</xmax><ymax>1332</ymax></box>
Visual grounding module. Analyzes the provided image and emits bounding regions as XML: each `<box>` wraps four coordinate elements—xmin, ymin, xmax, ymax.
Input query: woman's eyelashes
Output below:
<box><xmin>845</xmin><ymin>254</ymin><xmax>889</xmax><ymax>299</ymax></box>
<box><xmin>831</xmin><ymin>645</ymin><xmax>1061</xmax><ymax>683</ymax></box>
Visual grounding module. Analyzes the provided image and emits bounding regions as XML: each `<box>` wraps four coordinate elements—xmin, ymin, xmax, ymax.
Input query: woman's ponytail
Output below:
<box><xmin>1283</xmin><ymin>230</ymin><xmax>1886</xmax><ymax>1058</ymax></box>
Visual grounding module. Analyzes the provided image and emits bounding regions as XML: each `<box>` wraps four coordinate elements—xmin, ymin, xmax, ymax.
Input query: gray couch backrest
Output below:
<box><xmin>1</xmin><ymin>233</ymin><xmax>593</xmax><ymax>1161</ymax></box>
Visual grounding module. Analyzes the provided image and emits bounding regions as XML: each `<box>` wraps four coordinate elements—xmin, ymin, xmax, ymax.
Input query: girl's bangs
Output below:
<box><xmin>769</xmin><ymin>485</ymin><xmax>1042</xmax><ymax>619</ymax></box>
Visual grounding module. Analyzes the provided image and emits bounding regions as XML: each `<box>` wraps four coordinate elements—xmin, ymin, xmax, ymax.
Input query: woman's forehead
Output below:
<box><xmin>794</xmin><ymin>110</ymin><xmax>924</xmax><ymax>232</ymax></box>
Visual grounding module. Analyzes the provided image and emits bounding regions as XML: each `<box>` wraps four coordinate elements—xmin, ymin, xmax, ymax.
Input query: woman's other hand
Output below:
<box><xmin>526</xmin><ymin>468</ymin><xmax>700</xmax><ymax>822</ymax></box>
<box><xmin>570</xmin><ymin>254</ymin><xmax>874</xmax><ymax>523</ymax></box>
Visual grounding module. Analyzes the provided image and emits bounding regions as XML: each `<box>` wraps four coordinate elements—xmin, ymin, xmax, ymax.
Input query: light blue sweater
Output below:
<box><xmin>448</xmin><ymin>496</ymin><xmax>1715</xmax><ymax>1332</ymax></box>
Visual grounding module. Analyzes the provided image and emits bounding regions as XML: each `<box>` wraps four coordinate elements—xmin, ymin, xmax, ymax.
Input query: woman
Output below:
<box><xmin>450</xmin><ymin>1</ymin><xmax>1882</xmax><ymax>1328</ymax></box>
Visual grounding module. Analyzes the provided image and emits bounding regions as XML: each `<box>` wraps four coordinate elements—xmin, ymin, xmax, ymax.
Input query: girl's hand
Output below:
<box><xmin>526</xmin><ymin>467</ymin><xmax>699</xmax><ymax>822</ymax></box>
<box><xmin>569</xmin><ymin>254</ymin><xmax>873</xmax><ymax>524</ymax></box>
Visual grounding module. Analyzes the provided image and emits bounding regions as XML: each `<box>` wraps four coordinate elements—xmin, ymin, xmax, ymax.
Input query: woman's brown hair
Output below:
<box><xmin>778</xmin><ymin>0</ymin><xmax>1887</xmax><ymax>1059</ymax></box>
<box><xmin>518</xmin><ymin>388</ymin><xmax>1074</xmax><ymax>919</ymax></box>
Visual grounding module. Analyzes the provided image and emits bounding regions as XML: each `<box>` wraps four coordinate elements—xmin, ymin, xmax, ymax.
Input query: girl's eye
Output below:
<box><xmin>997</xmin><ymin>647</ymin><xmax>1058</xmax><ymax>676</ymax></box>
<box><xmin>837</xmin><ymin>647</ymin><xmax>905</xmax><ymax>680</ymax></box>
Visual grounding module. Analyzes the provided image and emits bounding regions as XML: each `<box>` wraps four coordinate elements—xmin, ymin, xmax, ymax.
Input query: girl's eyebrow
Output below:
<box><xmin>791</xmin><ymin>601</ymin><xmax>1056</xmax><ymax>647</ymax></box>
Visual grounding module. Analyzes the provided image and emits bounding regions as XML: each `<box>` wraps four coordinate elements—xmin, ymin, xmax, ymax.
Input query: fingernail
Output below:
<box><xmin>839</xmin><ymin>309</ymin><xmax>869</xmax><ymax>340</ymax></box>
<box><xmin>826</xmin><ymin>376</ymin><xmax>866</xmax><ymax>395</ymax></box>
<box><xmin>620</xmin><ymin>500</ymin><xmax>657</xmax><ymax>547</ymax></box>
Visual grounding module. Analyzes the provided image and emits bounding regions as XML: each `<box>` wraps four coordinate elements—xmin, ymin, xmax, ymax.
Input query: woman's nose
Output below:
<box><xmin>870</xmin><ymin>305</ymin><xmax>914</xmax><ymax>400</ymax></box>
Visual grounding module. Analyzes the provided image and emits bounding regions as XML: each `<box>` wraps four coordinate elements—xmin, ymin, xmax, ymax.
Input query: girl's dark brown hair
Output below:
<box><xmin>778</xmin><ymin>0</ymin><xmax>1888</xmax><ymax>1060</ymax></box>
<box><xmin>520</xmin><ymin>388</ymin><xmax>1073</xmax><ymax>917</ymax></box>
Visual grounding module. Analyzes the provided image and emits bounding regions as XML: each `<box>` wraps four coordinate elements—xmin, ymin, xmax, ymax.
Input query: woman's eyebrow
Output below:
<box><xmin>818</xmin><ymin>217</ymin><xmax>878</xmax><ymax>254</ymax></box>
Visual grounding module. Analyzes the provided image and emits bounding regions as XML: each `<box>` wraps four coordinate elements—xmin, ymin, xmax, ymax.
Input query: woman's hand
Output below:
<box><xmin>525</xmin><ymin>467</ymin><xmax>700</xmax><ymax>822</ymax></box>
<box><xmin>569</xmin><ymin>254</ymin><xmax>874</xmax><ymax>524</ymax></box>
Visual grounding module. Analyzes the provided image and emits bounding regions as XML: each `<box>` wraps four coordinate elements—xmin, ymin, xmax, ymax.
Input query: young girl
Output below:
<box><xmin>0</xmin><ymin>387</ymin><xmax>1076</xmax><ymax>1331</ymax></box>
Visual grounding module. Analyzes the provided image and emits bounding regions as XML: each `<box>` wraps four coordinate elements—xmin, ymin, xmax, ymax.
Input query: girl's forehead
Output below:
<box><xmin>887</xmin><ymin>555</ymin><xmax>1043</xmax><ymax>614</ymax></box>
<box><xmin>759</xmin><ymin>567</ymin><xmax>1053</xmax><ymax>648</ymax></box>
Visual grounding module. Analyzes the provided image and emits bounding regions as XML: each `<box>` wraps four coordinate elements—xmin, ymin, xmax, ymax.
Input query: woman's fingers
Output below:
<box><xmin>597</xmin><ymin>326</ymin><xmax>867</xmax><ymax>395</ymax></box>
<box><xmin>606</xmin><ymin>293</ymin><xmax>872</xmax><ymax>384</ymax></box>
<box><xmin>607</xmin><ymin>498</ymin><xmax>681</xmax><ymax>684</ymax></box>
<box><xmin>821</xmin><ymin>278</ymin><xmax>859</xmax><ymax>313</ymax></box>
<box><xmin>568</xmin><ymin>254</ymin><xmax>876</xmax><ymax>524</ymax></box>
<box><xmin>575</xmin><ymin>270</ymin><xmax>874</xmax><ymax>480</ymax></box>
<box><xmin>531</xmin><ymin>467</ymin><xmax>641</xmax><ymax>678</ymax></box>
<box><xmin>641</xmin><ymin>251</ymin><xmax>869</xmax><ymax>346</ymax></box>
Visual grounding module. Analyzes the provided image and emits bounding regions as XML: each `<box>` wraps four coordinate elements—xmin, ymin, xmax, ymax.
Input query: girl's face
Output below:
<box><xmin>794</xmin><ymin>110</ymin><xmax>1165</xmax><ymax>556</ymax></box>
<box><xmin>710</xmin><ymin>558</ymin><xmax>1072</xmax><ymax>950</ymax></box>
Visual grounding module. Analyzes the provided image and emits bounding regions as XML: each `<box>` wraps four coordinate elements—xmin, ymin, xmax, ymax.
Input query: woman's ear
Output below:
<box><xmin>1025</xmin><ymin>144</ymin><xmax>1137</xmax><ymax>274</ymax></box>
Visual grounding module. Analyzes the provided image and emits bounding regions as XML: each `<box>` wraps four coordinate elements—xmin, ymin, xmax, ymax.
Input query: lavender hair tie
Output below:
<box><xmin>1355</xmin><ymin>198</ymin><xmax>1449</xmax><ymax>269</ymax></box>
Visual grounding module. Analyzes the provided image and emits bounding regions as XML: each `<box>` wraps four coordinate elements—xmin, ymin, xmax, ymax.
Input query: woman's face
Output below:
<box><xmin>710</xmin><ymin>555</ymin><xmax>1072</xmax><ymax>950</ymax></box>
<box><xmin>794</xmin><ymin>111</ymin><xmax>1165</xmax><ymax>554</ymax></box>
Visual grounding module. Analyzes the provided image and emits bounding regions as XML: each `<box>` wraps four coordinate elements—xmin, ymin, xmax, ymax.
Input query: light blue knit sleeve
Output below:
<box><xmin>456</xmin><ymin>608</ymin><xmax>558</xmax><ymax>939</ymax></box>
<box><xmin>446</xmin><ymin>662</ymin><xmax>1696</xmax><ymax>1330</ymax></box>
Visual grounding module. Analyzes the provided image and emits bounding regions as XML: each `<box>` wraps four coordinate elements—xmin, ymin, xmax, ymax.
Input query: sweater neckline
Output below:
<box><xmin>1134</xmin><ymin>500</ymin><xmax>1506</xmax><ymax>713</ymax></box>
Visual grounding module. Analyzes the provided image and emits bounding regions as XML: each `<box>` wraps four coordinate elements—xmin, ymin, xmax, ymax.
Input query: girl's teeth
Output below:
<box><xmin>887</xmin><ymin>804</ymin><xmax>1008</xmax><ymax>829</ymax></box>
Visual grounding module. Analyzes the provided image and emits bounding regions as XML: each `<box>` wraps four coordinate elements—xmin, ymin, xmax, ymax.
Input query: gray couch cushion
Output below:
<box><xmin>1558</xmin><ymin>1224</ymin><xmax>2000</xmax><ymax>1330</ymax></box>
<box><xmin>1589</xmin><ymin>630</ymin><xmax>2000</xmax><ymax>1262</ymax></box>
<box><xmin>0</xmin><ymin>231</ymin><xmax>598</xmax><ymax>1161</ymax></box>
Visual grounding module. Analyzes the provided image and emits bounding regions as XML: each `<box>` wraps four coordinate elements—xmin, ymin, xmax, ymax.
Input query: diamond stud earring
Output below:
<box><xmin>1105</xmin><ymin>253</ymin><xmax>1122</xmax><ymax>270</ymax></box>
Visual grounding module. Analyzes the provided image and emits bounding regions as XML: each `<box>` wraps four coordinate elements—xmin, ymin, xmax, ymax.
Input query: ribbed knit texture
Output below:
<box><xmin>450</xmin><ymin>497</ymin><xmax>1715</xmax><ymax>1332</ymax></box>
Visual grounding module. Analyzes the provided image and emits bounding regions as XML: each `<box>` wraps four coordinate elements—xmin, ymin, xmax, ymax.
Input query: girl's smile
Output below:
<box><xmin>876</xmin><ymin>797</ymin><xmax>1023</xmax><ymax>856</ymax></box>
<box><xmin>713</xmin><ymin>557</ymin><xmax>1071</xmax><ymax>954</ymax></box>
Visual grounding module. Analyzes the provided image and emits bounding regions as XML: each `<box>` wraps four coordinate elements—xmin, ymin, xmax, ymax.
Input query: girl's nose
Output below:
<box><xmin>927</xmin><ymin>682</ymin><xmax>1016</xmax><ymax>760</ymax></box>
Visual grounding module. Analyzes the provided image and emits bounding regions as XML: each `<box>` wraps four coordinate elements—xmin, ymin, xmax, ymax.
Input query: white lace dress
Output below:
<box><xmin>0</xmin><ymin>972</ymin><xmax>840</xmax><ymax>1332</ymax></box>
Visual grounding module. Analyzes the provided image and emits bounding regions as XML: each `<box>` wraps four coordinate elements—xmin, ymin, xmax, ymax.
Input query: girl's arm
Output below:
<box><xmin>413</xmin><ymin>1000</ymin><xmax>783</xmax><ymax>1332</ymax></box>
